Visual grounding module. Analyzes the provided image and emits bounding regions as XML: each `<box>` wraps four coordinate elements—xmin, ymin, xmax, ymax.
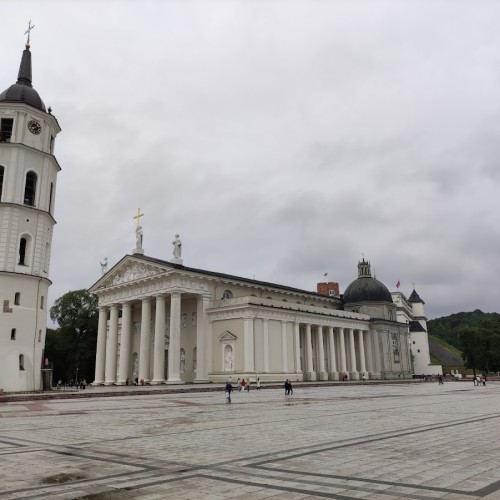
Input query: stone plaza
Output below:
<box><xmin>1</xmin><ymin>381</ymin><xmax>500</xmax><ymax>499</ymax></box>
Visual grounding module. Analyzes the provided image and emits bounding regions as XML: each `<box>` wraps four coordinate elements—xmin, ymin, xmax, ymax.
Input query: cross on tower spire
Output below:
<box><xmin>25</xmin><ymin>20</ymin><xmax>35</xmax><ymax>48</ymax></box>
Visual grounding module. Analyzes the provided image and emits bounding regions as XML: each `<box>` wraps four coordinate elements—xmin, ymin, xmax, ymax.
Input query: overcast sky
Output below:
<box><xmin>2</xmin><ymin>0</ymin><xmax>499</xmax><ymax>320</ymax></box>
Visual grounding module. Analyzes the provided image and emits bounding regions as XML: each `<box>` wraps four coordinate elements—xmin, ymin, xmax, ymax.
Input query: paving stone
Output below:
<box><xmin>0</xmin><ymin>382</ymin><xmax>499</xmax><ymax>498</ymax></box>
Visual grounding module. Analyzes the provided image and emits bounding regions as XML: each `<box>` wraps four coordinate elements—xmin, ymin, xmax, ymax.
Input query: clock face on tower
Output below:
<box><xmin>27</xmin><ymin>120</ymin><xmax>42</xmax><ymax>135</ymax></box>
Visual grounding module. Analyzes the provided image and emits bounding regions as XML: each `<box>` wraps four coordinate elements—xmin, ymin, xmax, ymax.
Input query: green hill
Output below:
<box><xmin>427</xmin><ymin>310</ymin><xmax>500</xmax><ymax>351</ymax></box>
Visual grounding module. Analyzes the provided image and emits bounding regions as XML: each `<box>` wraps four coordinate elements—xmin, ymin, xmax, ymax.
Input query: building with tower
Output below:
<box><xmin>392</xmin><ymin>289</ymin><xmax>441</xmax><ymax>376</ymax></box>
<box><xmin>90</xmin><ymin>246</ymin><xmax>437</xmax><ymax>386</ymax></box>
<box><xmin>0</xmin><ymin>37</ymin><xmax>61</xmax><ymax>392</ymax></box>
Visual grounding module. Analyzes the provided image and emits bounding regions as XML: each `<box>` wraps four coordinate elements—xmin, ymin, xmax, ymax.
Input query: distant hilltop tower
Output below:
<box><xmin>0</xmin><ymin>30</ymin><xmax>61</xmax><ymax>392</ymax></box>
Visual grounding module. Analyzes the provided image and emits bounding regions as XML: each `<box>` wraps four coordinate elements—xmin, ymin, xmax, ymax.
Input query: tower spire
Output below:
<box><xmin>17</xmin><ymin>21</ymin><xmax>35</xmax><ymax>87</ymax></box>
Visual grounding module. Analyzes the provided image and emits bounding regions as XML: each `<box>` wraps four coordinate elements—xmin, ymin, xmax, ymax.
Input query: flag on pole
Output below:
<box><xmin>396</xmin><ymin>280</ymin><xmax>400</xmax><ymax>288</ymax></box>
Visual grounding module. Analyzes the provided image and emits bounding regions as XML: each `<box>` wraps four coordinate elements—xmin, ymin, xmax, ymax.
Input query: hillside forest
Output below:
<box><xmin>428</xmin><ymin>310</ymin><xmax>500</xmax><ymax>374</ymax></box>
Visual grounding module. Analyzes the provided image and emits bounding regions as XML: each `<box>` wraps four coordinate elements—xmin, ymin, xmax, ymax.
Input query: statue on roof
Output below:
<box><xmin>132</xmin><ymin>208</ymin><xmax>144</xmax><ymax>255</ymax></box>
<box><xmin>171</xmin><ymin>234</ymin><xmax>183</xmax><ymax>265</ymax></box>
<box><xmin>100</xmin><ymin>257</ymin><xmax>108</xmax><ymax>275</ymax></box>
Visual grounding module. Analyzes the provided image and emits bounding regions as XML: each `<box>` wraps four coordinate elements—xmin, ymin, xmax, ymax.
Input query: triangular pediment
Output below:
<box><xmin>219</xmin><ymin>331</ymin><xmax>237</xmax><ymax>342</ymax></box>
<box><xmin>90</xmin><ymin>256</ymin><xmax>172</xmax><ymax>292</ymax></box>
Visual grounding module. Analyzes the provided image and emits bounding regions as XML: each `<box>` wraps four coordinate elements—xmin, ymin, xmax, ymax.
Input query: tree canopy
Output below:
<box><xmin>45</xmin><ymin>289</ymin><xmax>98</xmax><ymax>383</ymax></box>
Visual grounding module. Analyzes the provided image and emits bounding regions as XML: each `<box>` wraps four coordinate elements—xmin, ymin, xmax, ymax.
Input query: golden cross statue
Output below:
<box><xmin>133</xmin><ymin>208</ymin><xmax>144</xmax><ymax>228</ymax></box>
<box><xmin>25</xmin><ymin>20</ymin><xmax>35</xmax><ymax>45</ymax></box>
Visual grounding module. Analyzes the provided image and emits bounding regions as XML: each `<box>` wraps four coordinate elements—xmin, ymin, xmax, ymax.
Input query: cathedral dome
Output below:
<box><xmin>0</xmin><ymin>46</ymin><xmax>46</xmax><ymax>112</ymax></box>
<box><xmin>343</xmin><ymin>259</ymin><xmax>393</xmax><ymax>304</ymax></box>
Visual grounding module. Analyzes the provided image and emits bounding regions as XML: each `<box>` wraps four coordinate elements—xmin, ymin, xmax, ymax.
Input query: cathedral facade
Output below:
<box><xmin>0</xmin><ymin>40</ymin><xmax>61</xmax><ymax>392</ymax></box>
<box><xmin>89</xmin><ymin>250</ymin><xmax>433</xmax><ymax>386</ymax></box>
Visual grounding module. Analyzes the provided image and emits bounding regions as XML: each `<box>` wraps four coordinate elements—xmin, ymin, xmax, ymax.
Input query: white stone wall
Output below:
<box><xmin>0</xmin><ymin>273</ymin><xmax>49</xmax><ymax>391</ymax></box>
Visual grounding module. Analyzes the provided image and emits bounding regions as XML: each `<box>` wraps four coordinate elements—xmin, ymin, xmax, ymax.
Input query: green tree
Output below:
<box><xmin>459</xmin><ymin>327</ymin><xmax>481</xmax><ymax>375</ymax></box>
<box><xmin>45</xmin><ymin>289</ymin><xmax>98</xmax><ymax>383</ymax></box>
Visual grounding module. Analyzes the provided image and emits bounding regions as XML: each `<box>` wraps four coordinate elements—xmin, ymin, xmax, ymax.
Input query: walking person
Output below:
<box><xmin>225</xmin><ymin>380</ymin><xmax>233</xmax><ymax>404</ymax></box>
<box><xmin>438</xmin><ymin>374</ymin><xmax>443</xmax><ymax>385</ymax></box>
<box><xmin>246</xmin><ymin>379</ymin><xmax>250</xmax><ymax>392</ymax></box>
<box><xmin>256</xmin><ymin>377</ymin><xmax>261</xmax><ymax>391</ymax></box>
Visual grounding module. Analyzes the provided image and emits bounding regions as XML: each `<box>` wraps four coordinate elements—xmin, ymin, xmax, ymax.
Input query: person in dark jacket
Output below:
<box><xmin>225</xmin><ymin>381</ymin><xmax>233</xmax><ymax>403</ymax></box>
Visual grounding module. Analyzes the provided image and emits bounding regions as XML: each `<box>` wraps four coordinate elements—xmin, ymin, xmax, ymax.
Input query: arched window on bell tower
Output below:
<box><xmin>18</xmin><ymin>234</ymin><xmax>32</xmax><ymax>266</ymax></box>
<box><xmin>24</xmin><ymin>171</ymin><xmax>37</xmax><ymax>206</ymax></box>
<box><xmin>0</xmin><ymin>165</ymin><xmax>4</xmax><ymax>201</ymax></box>
<box><xmin>48</xmin><ymin>182</ymin><xmax>53</xmax><ymax>214</ymax></box>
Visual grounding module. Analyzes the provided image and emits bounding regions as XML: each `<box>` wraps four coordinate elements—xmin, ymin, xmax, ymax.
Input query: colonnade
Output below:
<box><xmin>227</xmin><ymin>316</ymin><xmax>374</xmax><ymax>381</ymax></box>
<box><xmin>93</xmin><ymin>292</ymin><xmax>210</xmax><ymax>386</ymax></box>
<box><xmin>299</xmin><ymin>324</ymin><xmax>374</xmax><ymax>381</ymax></box>
<box><xmin>93</xmin><ymin>292</ymin><xmax>375</xmax><ymax>385</ymax></box>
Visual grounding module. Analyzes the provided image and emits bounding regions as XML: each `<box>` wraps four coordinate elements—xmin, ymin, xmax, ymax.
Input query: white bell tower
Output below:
<box><xmin>0</xmin><ymin>29</ymin><xmax>61</xmax><ymax>392</ymax></box>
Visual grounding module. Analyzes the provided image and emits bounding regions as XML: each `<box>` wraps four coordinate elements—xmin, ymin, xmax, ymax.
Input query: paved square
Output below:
<box><xmin>1</xmin><ymin>382</ymin><xmax>500</xmax><ymax>499</ymax></box>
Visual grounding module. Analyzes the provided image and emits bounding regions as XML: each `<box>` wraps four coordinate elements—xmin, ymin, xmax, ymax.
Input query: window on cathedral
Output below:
<box><xmin>19</xmin><ymin>354</ymin><xmax>25</xmax><ymax>370</ymax></box>
<box><xmin>50</xmin><ymin>135</ymin><xmax>55</xmax><ymax>153</ymax></box>
<box><xmin>40</xmin><ymin>296</ymin><xmax>44</xmax><ymax>309</ymax></box>
<box><xmin>24</xmin><ymin>171</ymin><xmax>37</xmax><ymax>206</ymax></box>
<box><xmin>222</xmin><ymin>290</ymin><xmax>233</xmax><ymax>299</ymax></box>
<box><xmin>14</xmin><ymin>292</ymin><xmax>20</xmax><ymax>305</ymax></box>
<box><xmin>11</xmin><ymin>328</ymin><xmax>16</xmax><ymax>340</ymax></box>
<box><xmin>38</xmin><ymin>330</ymin><xmax>42</xmax><ymax>342</ymax></box>
<box><xmin>0</xmin><ymin>165</ymin><xmax>4</xmax><ymax>200</ymax></box>
<box><xmin>0</xmin><ymin>118</ymin><xmax>13</xmax><ymax>142</ymax></box>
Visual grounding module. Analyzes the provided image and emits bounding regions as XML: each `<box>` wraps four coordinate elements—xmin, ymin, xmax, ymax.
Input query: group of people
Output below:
<box><xmin>473</xmin><ymin>375</ymin><xmax>487</xmax><ymax>386</ymax></box>
<box><xmin>56</xmin><ymin>379</ymin><xmax>87</xmax><ymax>390</ymax></box>
<box><xmin>235</xmin><ymin>377</ymin><xmax>258</xmax><ymax>392</ymax></box>
<box><xmin>284</xmin><ymin>379</ymin><xmax>293</xmax><ymax>396</ymax></box>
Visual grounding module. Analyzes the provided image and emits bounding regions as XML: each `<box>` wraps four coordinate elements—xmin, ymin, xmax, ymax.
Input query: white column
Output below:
<box><xmin>93</xmin><ymin>306</ymin><xmax>108</xmax><ymax>385</ymax></box>
<box><xmin>281</xmin><ymin>321</ymin><xmax>288</xmax><ymax>373</ymax></box>
<box><xmin>105</xmin><ymin>304</ymin><xmax>119</xmax><ymax>385</ymax></box>
<box><xmin>305</xmin><ymin>324</ymin><xmax>315</xmax><ymax>380</ymax></box>
<box><xmin>339</xmin><ymin>327</ymin><xmax>347</xmax><ymax>376</ymax></box>
<box><xmin>372</xmin><ymin>330</ymin><xmax>382</xmax><ymax>377</ymax></box>
<box><xmin>328</xmin><ymin>327</ymin><xmax>339</xmax><ymax>380</ymax></box>
<box><xmin>206</xmin><ymin>319</ymin><xmax>213</xmax><ymax>377</ymax></box>
<box><xmin>358</xmin><ymin>329</ymin><xmax>367</xmax><ymax>377</ymax></box>
<box><xmin>117</xmin><ymin>302</ymin><xmax>132</xmax><ymax>385</ymax></box>
<box><xmin>364</xmin><ymin>329</ymin><xmax>374</xmax><ymax>376</ymax></box>
<box><xmin>294</xmin><ymin>322</ymin><xmax>302</xmax><ymax>373</ymax></box>
<box><xmin>243</xmin><ymin>317</ymin><xmax>254</xmax><ymax>372</ymax></box>
<box><xmin>263</xmin><ymin>319</ymin><xmax>270</xmax><ymax>372</ymax></box>
<box><xmin>167</xmin><ymin>291</ymin><xmax>182</xmax><ymax>383</ymax></box>
<box><xmin>349</xmin><ymin>328</ymin><xmax>359</xmax><ymax>380</ymax></box>
<box><xmin>194</xmin><ymin>295</ymin><xmax>210</xmax><ymax>382</ymax></box>
<box><xmin>317</xmin><ymin>325</ymin><xmax>327</xmax><ymax>380</ymax></box>
<box><xmin>152</xmin><ymin>295</ymin><xmax>166</xmax><ymax>384</ymax></box>
<box><xmin>138</xmin><ymin>297</ymin><xmax>152</xmax><ymax>383</ymax></box>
